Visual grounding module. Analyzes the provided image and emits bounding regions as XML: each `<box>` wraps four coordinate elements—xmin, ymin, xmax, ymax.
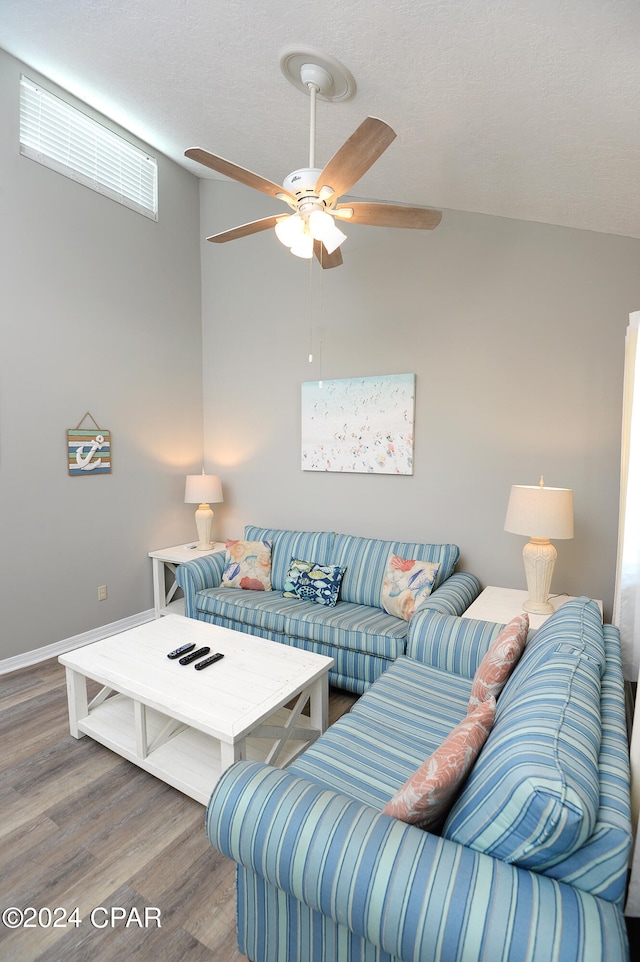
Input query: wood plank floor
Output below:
<box><xmin>0</xmin><ymin>656</ymin><xmax>357</xmax><ymax>962</ymax></box>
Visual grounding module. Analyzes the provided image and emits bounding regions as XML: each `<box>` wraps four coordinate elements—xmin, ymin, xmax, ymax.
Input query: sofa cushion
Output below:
<box><xmin>332</xmin><ymin>535</ymin><xmax>459</xmax><ymax>607</ymax></box>
<box><xmin>276</xmin><ymin>635</ymin><xmax>395</xmax><ymax>694</ymax></box>
<box><xmin>498</xmin><ymin>598</ymin><xmax>606</xmax><ymax>696</ymax></box>
<box><xmin>407</xmin><ymin>611</ymin><xmax>504</xmax><ymax>678</ymax></box>
<box><xmin>194</xmin><ymin>587</ymin><xmax>302</xmax><ymax>634</ymax></box>
<box><xmin>290</xmin><ymin>658</ymin><xmax>472</xmax><ymax>809</ymax></box>
<box><xmin>380</xmin><ymin>554</ymin><xmax>440</xmax><ymax>621</ymax></box>
<box><xmin>350</xmin><ymin>655</ymin><xmax>472</xmax><ymax>742</ymax></box>
<box><xmin>244</xmin><ymin>526</ymin><xmax>335</xmax><ymax>591</ymax></box>
<box><xmin>382</xmin><ymin>696</ymin><xmax>496</xmax><ymax>830</ymax></box>
<box><xmin>283</xmin><ymin>600</ymin><xmax>410</xmax><ymax>660</ymax></box>
<box><xmin>443</xmin><ymin>599</ymin><xmax>603</xmax><ymax>870</ymax></box>
<box><xmin>194</xmin><ymin>588</ymin><xmax>409</xmax><ymax>662</ymax></box>
<box><xmin>468</xmin><ymin>612</ymin><xmax>529</xmax><ymax>709</ymax></box>
<box><xmin>222</xmin><ymin>539</ymin><xmax>272</xmax><ymax>591</ymax></box>
<box><xmin>538</xmin><ymin>625</ymin><xmax>633</xmax><ymax>902</ymax></box>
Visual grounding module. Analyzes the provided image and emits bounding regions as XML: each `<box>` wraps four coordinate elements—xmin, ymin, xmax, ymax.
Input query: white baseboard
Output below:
<box><xmin>0</xmin><ymin>610</ymin><xmax>155</xmax><ymax>675</ymax></box>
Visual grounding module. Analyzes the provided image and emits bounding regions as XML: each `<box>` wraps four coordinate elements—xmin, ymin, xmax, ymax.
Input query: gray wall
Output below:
<box><xmin>3</xmin><ymin>42</ymin><xmax>640</xmax><ymax>662</ymax></box>
<box><xmin>0</xmin><ymin>50</ymin><xmax>204</xmax><ymax>659</ymax></box>
<box><xmin>200</xmin><ymin>180</ymin><xmax>640</xmax><ymax>621</ymax></box>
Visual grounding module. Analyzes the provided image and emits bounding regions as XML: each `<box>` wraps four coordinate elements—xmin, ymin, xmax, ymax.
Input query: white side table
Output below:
<box><xmin>148</xmin><ymin>542</ymin><xmax>225</xmax><ymax>618</ymax></box>
<box><xmin>462</xmin><ymin>586</ymin><xmax>602</xmax><ymax>630</ymax></box>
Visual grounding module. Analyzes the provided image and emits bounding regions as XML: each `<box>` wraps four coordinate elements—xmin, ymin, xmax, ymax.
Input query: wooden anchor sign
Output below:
<box><xmin>67</xmin><ymin>412</ymin><xmax>111</xmax><ymax>476</ymax></box>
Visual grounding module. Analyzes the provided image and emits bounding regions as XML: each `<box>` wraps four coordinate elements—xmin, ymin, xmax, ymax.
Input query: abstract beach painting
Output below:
<box><xmin>301</xmin><ymin>374</ymin><xmax>415</xmax><ymax>474</ymax></box>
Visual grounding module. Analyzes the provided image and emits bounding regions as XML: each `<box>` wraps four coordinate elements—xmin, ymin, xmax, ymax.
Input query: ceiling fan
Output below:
<box><xmin>185</xmin><ymin>50</ymin><xmax>442</xmax><ymax>269</ymax></box>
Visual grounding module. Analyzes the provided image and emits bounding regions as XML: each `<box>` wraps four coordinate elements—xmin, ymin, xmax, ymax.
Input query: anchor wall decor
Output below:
<box><xmin>67</xmin><ymin>412</ymin><xmax>111</xmax><ymax>476</ymax></box>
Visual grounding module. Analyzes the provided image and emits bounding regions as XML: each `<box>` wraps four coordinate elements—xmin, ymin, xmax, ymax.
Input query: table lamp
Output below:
<box><xmin>184</xmin><ymin>471</ymin><xmax>223</xmax><ymax>549</ymax></box>
<box><xmin>504</xmin><ymin>476</ymin><xmax>574</xmax><ymax>614</ymax></box>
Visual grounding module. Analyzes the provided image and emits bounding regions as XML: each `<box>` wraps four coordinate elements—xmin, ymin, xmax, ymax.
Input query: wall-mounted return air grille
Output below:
<box><xmin>20</xmin><ymin>75</ymin><xmax>158</xmax><ymax>221</ymax></box>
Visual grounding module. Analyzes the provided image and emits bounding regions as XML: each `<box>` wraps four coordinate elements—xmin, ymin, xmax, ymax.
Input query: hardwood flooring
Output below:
<box><xmin>0</xmin><ymin>656</ymin><xmax>357</xmax><ymax>962</ymax></box>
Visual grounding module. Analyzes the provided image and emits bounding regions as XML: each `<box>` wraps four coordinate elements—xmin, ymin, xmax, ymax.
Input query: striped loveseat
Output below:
<box><xmin>206</xmin><ymin>598</ymin><xmax>632</xmax><ymax>962</ymax></box>
<box><xmin>175</xmin><ymin>525</ymin><xmax>480</xmax><ymax>693</ymax></box>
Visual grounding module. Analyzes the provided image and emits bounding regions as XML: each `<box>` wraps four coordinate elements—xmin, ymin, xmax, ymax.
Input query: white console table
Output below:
<box><xmin>148</xmin><ymin>542</ymin><xmax>225</xmax><ymax>618</ymax></box>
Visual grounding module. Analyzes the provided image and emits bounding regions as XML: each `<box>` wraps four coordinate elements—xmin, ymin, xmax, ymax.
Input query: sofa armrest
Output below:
<box><xmin>420</xmin><ymin>570</ymin><xmax>481</xmax><ymax>616</ymax></box>
<box><xmin>407</xmin><ymin>607</ymin><xmax>504</xmax><ymax>677</ymax></box>
<box><xmin>206</xmin><ymin>761</ymin><xmax>628</xmax><ymax>962</ymax></box>
<box><xmin>174</xmin><ymin>552</ymin><xmax>226</xmax><ymax>618</ymax></box>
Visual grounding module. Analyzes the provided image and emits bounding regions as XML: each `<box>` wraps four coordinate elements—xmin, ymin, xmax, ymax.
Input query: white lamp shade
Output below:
<box><xmin>184</xmin><ymin>474</ymin><xmax>223</xmax><ymax>505</ymax></box>
<box><xmin>504</xmin><ymin>484</ymin><xmax>574</xmax><ymax>540</ymax></box>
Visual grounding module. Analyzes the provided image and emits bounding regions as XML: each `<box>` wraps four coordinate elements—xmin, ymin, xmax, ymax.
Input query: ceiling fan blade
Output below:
<box><xmin>313</xmin><ymin>240</ymin><xmax>343</xmax><ymax>269</ymax></box>
<box><xmin>185</xmin><ymin>147</ymin><xmax>295</xmax><ymax>204</ymax></box>
<box><xmin>315</xmin><ymin>117</ymin><xmax>397</xmax><ymax>202</ymax></box>
<box><xmin>206</xmin><ymin>215</ymin><xmax>282</xmax><ymax>243</ymax></box>
<box><xmin>335</xmin><ymin>202</ymin><xmax>442</xmax><ymax>230</ymax></box>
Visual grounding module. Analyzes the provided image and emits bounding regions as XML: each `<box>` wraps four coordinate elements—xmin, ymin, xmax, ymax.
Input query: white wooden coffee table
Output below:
<box><xmin>59</xmin><ymin>616</ymin><xmax>334</xmax><ymax>804</ymax></box>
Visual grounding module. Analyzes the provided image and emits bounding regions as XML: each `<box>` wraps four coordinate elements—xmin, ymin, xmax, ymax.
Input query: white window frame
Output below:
<box><xmin>19</xmin><ymin>75</ymin><xmax>158</xmax><ymax>221</ymax></box>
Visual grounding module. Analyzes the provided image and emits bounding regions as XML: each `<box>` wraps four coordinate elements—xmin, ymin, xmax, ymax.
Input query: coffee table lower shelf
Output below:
<box><xmin>75</xmin><ymin>691</ymin><xmax>319</xmax><ymax>806</ymax></box>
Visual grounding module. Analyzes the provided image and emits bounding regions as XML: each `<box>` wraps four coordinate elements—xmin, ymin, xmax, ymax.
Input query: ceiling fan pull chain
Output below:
<box><xmin>308</xmin><ymin>255</ymin><xmax>314</xmax><ymax>364</ymax></box>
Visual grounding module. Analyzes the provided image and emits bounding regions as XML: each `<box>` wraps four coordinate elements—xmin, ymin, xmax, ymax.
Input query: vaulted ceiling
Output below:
<box><xmin>2</xmin><ymin>1</ymin><xmax>639</xmax><ymax>238</ymax></box>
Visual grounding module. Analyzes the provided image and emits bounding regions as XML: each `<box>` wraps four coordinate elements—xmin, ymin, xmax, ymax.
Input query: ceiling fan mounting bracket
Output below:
<box><xmin>299</xmin><ymin>63</ymin><xmax>333</xmax><ymax>96</ymax></box>
<box><xmin>279</xmin><ymin>47</ymin><xmax>356</xmax><ymax>102</ymax></box>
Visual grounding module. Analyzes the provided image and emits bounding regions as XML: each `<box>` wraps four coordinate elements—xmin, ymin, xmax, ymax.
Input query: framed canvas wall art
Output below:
<box><xmin>301</xmin><ymin>373</ymin><xmax>415</xmax><ymax>474</ymax></box>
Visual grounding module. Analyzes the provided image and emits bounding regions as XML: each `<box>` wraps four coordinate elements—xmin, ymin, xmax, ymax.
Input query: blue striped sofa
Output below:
<box><xmin>205</xmin><ymin>598</ymin><xmax>633</xmax><ymax>962</ymax></box>
<box><xmin>175</xmin><ymin>525</ymin><xmax>481</xmax><ymax>693</ymax></box>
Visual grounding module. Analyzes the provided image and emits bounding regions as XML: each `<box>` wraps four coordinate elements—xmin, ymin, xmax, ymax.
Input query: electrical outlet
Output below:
<box><xmin>98</xmin><ymin>585</ymin><xmax>108</xmax><ymax>601</ymax></box>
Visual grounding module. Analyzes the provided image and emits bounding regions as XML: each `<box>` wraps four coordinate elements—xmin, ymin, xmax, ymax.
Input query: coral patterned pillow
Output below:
<box><xmin>222</xmin><ymin>539</ymin><xmax>272</xmax><ymax>591</ymax></box>
<box><xmin>381</xmin><ymin>554</ymin><xmax>440</xmax><ymax>621</ymax></box>
<box><xmin>382</xmin><ymin>697</ymin><xmax>496</xmax><ymax>830</ymax></box>
<box><xmin>468</xmin><ymin>613</ymin><xmax>529</xmax><ymax>710</ymax></box>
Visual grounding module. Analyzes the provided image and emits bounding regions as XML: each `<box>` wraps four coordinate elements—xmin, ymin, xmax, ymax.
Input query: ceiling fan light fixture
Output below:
<box><xmin>289</xmin><ymin>233</ymin><xmax>314</xmax><ymax>259</ymax></box>
<box><xmin>275</xmin><ymin>213</ymin><xmax>306</xmax><ymax>247</ymax></box>
<box><xmin>308</xmin><ymin>209</ymin><xmax>346</xmax><ymax>253</ymax></box>
<box><xmin>318</xmin><ymin>227</ymin><xmax>346</xmax><ymax>255</ymax></box>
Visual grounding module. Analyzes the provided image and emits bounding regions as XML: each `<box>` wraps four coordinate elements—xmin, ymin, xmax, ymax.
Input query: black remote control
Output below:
<box><xmin>179</xmin><ymin>646</ymin><xmax>210</xmax><ymax>665</ymax></box>
<box><xmin>194</xmin><ymin>652</ymin><xmax>224</xmax><ymax>670</ymax></box>
<box><xmin>167</xmin><ymin>643</ymin><xmax>196</xmax><ymax>660</ymax></box>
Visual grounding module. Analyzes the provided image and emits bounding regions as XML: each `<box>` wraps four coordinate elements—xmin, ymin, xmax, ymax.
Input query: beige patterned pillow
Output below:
<box><xmin>381</xmin><ymin>554</ymin><xmax>440</xmax><ymax>621</ymax></box>
<box><xmin>382</xmin><ymin>697</ymin><xmax>496</xmax><ymax>830</ymax></box>
<box><xmin>468</xmin><ymin>613</ymin><xmax>529</xmax><ymax>709</ymax></box>
<box><xmin>221</xmin><ymin>539</ymin><xmax>272</xmax><ymax>591</ymax></box>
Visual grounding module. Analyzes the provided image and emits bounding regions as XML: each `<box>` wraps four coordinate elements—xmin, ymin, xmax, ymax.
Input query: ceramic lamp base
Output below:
<box><xmin>194</xmin><ymin>503</ymin><xmax>213</xmax><ymax>550</ymax></box>
<box><xmin>521</xmin><ymin>537</ymin><xmax>557</xmax><ymax>614</ymax></box>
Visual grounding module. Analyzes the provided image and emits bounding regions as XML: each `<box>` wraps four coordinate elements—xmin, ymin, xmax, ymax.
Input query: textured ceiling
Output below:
<box><xmin>2</xmin><ymin>0</ymin><xmax>639</xmax><ymax>238</ymax></box>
